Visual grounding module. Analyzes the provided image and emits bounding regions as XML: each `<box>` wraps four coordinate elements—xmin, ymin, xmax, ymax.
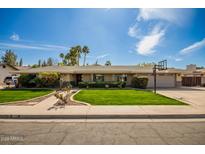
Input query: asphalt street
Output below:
<box><xmin>0</xmin><ymin>120</ymin><xmax>205</xmax><ymax>145</ymax></box>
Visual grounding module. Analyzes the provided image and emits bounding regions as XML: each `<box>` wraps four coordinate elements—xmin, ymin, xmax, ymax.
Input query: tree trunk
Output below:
<box><xmin>78</xmin><ymin>53</ymin><xmax>80</xmax><ymax>66</ymax></box>
<box><xmin>83</xmin><ymin>53</ymin><xmax>86</xmax><ymax>66</ymax></box>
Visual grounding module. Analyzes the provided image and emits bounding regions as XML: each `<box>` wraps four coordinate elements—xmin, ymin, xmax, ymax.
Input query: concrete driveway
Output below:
<box><xmin>157</xmin><ymin>87</ymin><xmax>205</xmax><ymax>107</ymax></box>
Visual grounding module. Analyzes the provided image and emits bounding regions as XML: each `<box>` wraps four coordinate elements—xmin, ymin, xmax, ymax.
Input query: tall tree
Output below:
<box><xmin>69</xmin><ymin>47</ymin><xmax>78</xmax><ymax>66</ymax></box>
<box><xmin>47</xmin><ymin>57</ymin><xmax>53</xmax><ymax>66</ymax></box>
<box><xmin>64</xmin><ymin>53</ymin><xmax>71</xmax><ymax>65</ymax></box>
<box><xmin>105</xmin><ymin>60</ymin><xmax>111</xmax><ymax>66</ymax></box>
<box><xmin>42</xmin><ymin>60</ymin><xmax>47</xmax><ymax>67</ymax></box>
<box><xmin>75</xmin><ymin>45</ymin><xmax>82</xmax><ymax>66</ymax></box>
<box><xmin>59</xmin><ymin>53</ymin><xmax>65</xmax><ymax>63</ymax></box>
<box><xmin>82</xmin><ymin>46</ymin><xmax>90</xmax><ymax>66</ymax></box>
<box><xmin>1</xmin><ymin>50</ymin><xmax>17</xmax><ymax>66</ymax></box>
<box><xmin>19</xmin><ymin>58</ymin><xmax>23</xmax><ymax>66</ymax></box>
<box><xmin>38</xmin><ymin>59</ymin><xmax>41</xmax><ymax>67</ymax></box>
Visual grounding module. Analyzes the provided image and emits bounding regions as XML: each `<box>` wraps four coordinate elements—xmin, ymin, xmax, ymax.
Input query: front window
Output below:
<box><xmin>113</xmin><ymin>74</ymin><xmax>127</xmax><ymax>82</ymax></box>
<box><xmin>93</xmin><ymin>74</ymin><xmax>104</xmax><ymax>82</ymax></box>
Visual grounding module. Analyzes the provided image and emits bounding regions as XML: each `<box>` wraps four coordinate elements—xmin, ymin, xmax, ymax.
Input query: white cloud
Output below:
<box><xmin>10</xmin><ymin>33</ymin><xmax>20</xmax><ymax>41</ymax></box>
<box><xmin>96</xmin><ymin>53</ymin><xmax>109</xmax><ymax>59</ymax></box>
<box><xmin>180</xmin><ymin>38</ymin><xmax>205</xmax><ymax>55</ymax></box>
<box><xmin>137</xmin><ymin>8</ymin><xmax>192</xmax><ymax>26</ymax></box>
<box><xmin>168</xmin><ymin>55</ymin><xmax>183</xmax><ymax>62</ymax></box>
<box><xmin>38</xmin><ymin>44</ymin><xmax>67</xmax><ymax>50</ymax></box>
<box><xmin>136</xmin><ymin>25</ymin><xmax>165</xmax><ymax>55</ymax></box>
<box><xmin>128</xmin><ymin>24</ymin><xmax>140</xmax><ymax>38</ymax></box>
<box><xmin>175</xmin><ymin>58</ymin><xmax>183</xmax><ymax>62</ymax></box>
<box><xmin>0</xmin><ymin>42</ymin><xmax>68</xmax><ymax>51</ymax></box>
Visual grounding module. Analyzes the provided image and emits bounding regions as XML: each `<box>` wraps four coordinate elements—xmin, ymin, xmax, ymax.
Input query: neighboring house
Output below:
<box><xmin>13</xmin><ymin>65</ymin><xmax>184</xmax><ymax>88</ymax></box>
<box><xmin>180</xmin><ymin>64</ymin><xmax>205</xmax><ymax>86</ymax></box>
<box><xmin>0</xmin><ymin>63</ymin><xmax>19</xmax><ymax>85</ymax></box>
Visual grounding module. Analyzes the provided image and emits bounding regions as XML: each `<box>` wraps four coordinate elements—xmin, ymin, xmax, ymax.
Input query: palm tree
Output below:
<box><xmin>105</xmin><ymin>60</ymin><xmax>111</xmax><ymax>66</ymax></box>
<box><xmin>65</xmin><ymin>53</ymin><xmax>71</xmax><ymax>65</ymax></box>
<box><xmin>69</xmin><ymin>47</ymin><xmax>78</xmax><ymax>66</ymax></box>
<box><xmin>75</xmin><ymin>45</ymin><xmax>82</xmax><ymax>66</ymax></box>
<box><xmin>59</xmin><ymin>53</ymin><xmax>64</xmax><ymax>63</ymax></box>
<box><xmin>82</xmin><ymin>46</ymin><xmax>90</xmax><ymax>66</ymax></box>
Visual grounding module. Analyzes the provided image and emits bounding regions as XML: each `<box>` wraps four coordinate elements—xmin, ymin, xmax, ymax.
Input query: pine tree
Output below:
<box><xmin>47</xmin><ymin>57</ymin><xmax>53</xmax><ymax>66</ymax></box>
<box><xmin>38</xmin><ymin>59</ymin><xmax>41</xmax><ymax>67</ymax></box>
<box><xmin>1</xmin><ymin>50</ymin><xmax>17</xmax><ymax>66</ymax></box>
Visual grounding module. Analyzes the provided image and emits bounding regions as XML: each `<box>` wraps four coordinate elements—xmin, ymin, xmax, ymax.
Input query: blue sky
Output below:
<box><xmin>0</xmin><ymin>8</ymin><xmax>205</xmax><ymax>68</ymax></box>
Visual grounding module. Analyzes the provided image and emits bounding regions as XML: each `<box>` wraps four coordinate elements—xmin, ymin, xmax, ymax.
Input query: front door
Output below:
<box><xmin>76</xmin><ymin>74</ymin><xmax>82</xmax><ymax>85</ymax></box>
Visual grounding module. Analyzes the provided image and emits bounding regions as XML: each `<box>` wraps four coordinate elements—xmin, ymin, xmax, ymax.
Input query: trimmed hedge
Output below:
<box><xmin>131</xmin><ymin>77</ymin><xmax>148</xmax><ymax>89</ymax></box>
<box><xmin>78</xmin><ymin>81</ymin><xmax>126</xmax><ymax>88</ymax></box>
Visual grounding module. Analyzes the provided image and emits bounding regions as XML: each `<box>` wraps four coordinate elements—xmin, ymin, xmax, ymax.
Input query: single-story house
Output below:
<box><xmin>12</xmin><ymin>65</ymin><xmax>186</xmax><ymax>88</ymax></box>
<box><xmin>0</xmin><ymin>63</ymin><xmax>19</xmax><ymax>85</ymax></box>
<box><xmin>180</xmin><ymin>64</ymin><xmax>205</xmax><ymax>86</ymax></box>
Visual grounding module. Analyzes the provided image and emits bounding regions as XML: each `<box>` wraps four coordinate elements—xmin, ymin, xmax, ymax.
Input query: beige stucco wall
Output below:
<box><xmin>126</xmin><ymin>74</ymin><xmax>133</xmax><ymax>86</ymax></box>
<box><xmin>82</xmin><ymin>74</ymin><xmax>92</xmax><ymax>82</ymax></box>
<box><xmin>147</xmin><ymin>74</ymin><xmax>176</xmax><ymax>88</ymax></box>
<box><xmin>0</xmin><ymin>65</ymin><xmax>16</xmax><ymax>84</ymax></box>
<box><xmin>176</xmin><ymin>74</ymin><xmax>182</xmax><ymax>81</ymax></box>
<box><xmin>104</xmin><ymin>74</ymin><xmax>113</xmax><ymax>81</ymax></box>
<box><xmin>60</xmin><ymin>74</ymin><xmax>73</xmax><ymax>81</ymax></box>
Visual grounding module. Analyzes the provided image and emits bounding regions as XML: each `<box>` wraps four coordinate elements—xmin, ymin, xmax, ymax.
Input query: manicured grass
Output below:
<box><xmin>0</xmin><ymin>89</ymin><xmax>54</xmax><ymax>104</ymax></box>
<box><xmin>73</xmin><ymin>89</ymin><xmax>186</xmax><ymax>105</ymax></box>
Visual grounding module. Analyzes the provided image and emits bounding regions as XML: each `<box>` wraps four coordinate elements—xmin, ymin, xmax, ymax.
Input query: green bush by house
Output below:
<box><xmin>131</xmin><ymin>77</ymin><xmax>148</xmax><ymax>89</ymax></box>
<box><xmin>18</xmin><ymin>74</ymin><xmax>37</xmax><ymax>88</ymax></box>
<box><xmin>78</xmin><ymin>81</ymin><xmax>126</xmax><ymax>88</ymax></box>
<box><xmin>18</xmin><ymin>72</ymin><xmax>60</xmax><ymax>88</ymax></box>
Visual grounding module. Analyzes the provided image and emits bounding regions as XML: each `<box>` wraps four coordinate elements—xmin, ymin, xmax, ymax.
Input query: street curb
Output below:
<box><xmin>1</xmin><ymin>114</ymin><xmax>205</xmax><ymax>119</ymax></box>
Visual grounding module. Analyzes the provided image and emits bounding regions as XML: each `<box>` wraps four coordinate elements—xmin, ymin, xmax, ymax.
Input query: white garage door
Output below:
<box><xmin>147</xmin><ymin>75</ymin><xmax>176</xmax><ymax>88</ymax></box>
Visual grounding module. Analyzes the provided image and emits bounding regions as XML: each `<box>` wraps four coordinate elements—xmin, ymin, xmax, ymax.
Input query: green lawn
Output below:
<box><xmin>73</xmin><ymin>89</ymin><xmax>186</xmax><ymax>105</ymax></box>
<box><xmin>0</xmin><ymin>89</ymin><xmax>54</xmax><ymax>104</ymax></box>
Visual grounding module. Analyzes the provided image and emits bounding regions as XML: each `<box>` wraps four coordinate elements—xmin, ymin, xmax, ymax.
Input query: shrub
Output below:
<box><xmin>18</xmin><ymin>74</ymin><xmax>36</xmax><ymax>88</ymax></box>
<box><xmin>131</xmin><ymin>77</ymin><xmax>148</xmax><ymax>89</ymax></box>
<box><xmin>69</xmin><ymin>81</ymin><xmax>76</xmax><ymax>87</ymax></box>
<box><xmin>18</xmin><ymin>72</ymin><xmax>60</xmax><ymax>88</ymax></box>
<box><xmin>38</xmin><ymin>72</ymin><xmax>60</xmax><ymax>88</ymax></box>
<box><xmin>78</xmin><ymin>82</ymin><xmax>86</xmax><ymax>88</ymax></box>
<box><xmin>78</xmin><ymin>81</ymin><xmax>126</xmax><ymax>88</ymax></box>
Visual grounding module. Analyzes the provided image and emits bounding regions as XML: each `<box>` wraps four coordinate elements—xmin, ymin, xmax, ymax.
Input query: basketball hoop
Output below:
<box><xmin>153</xmin><ymin>60</ymin><xmax>167</xmax><ymax>93</ymax></box>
